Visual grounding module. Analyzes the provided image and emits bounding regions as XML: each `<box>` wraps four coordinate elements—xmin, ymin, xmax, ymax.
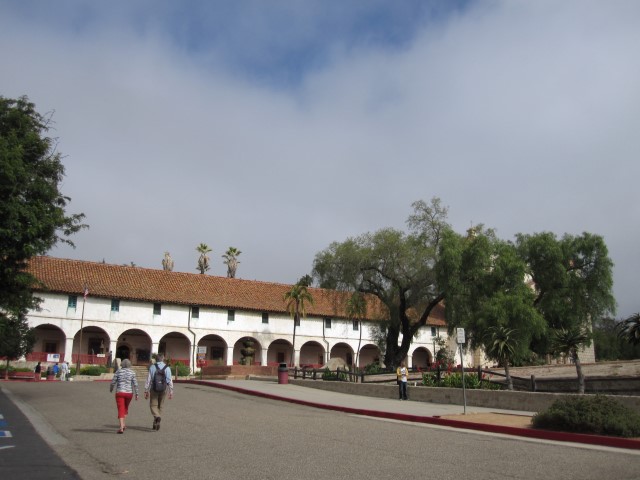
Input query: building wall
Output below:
<box><xmin>26</xmin><ymin>292</ymin><xmax>466</xmax><ymax>371</ymax></box>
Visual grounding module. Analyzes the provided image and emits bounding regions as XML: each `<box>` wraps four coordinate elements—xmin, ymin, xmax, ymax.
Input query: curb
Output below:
<box><xmin>179</xmin><ymin>379</ymin><xmax>640</xmax><ymax>451</ymax></box>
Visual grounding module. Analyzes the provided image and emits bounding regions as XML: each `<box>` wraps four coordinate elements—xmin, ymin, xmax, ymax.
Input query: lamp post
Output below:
<box><xmin>75</xmin><ymin>284</ymin><xmax>88</xmax><ymax>377</ymax></box>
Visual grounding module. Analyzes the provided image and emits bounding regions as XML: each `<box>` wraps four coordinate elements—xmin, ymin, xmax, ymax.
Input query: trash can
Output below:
<box><xmin>277</xmin><ymin>363</ymin><xmax>289</xmax><ymax>385</ymax></box>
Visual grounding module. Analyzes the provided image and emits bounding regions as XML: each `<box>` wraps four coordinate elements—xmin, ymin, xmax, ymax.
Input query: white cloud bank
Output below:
<box><xmin>1</xmin><ymin>1</ymin><xmax>638</xmax><ymax>316</ymax></box>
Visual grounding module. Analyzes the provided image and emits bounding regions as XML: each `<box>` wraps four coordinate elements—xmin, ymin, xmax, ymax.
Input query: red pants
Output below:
<box><xmin>115</xmin><ymin>392</ymin><xmax>133</xmax><ymax>418</ymax></box>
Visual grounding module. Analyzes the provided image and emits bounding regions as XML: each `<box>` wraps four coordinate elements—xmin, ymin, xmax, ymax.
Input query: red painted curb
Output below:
<box><xmin>178</xmin><ymin>379</ymin><xmax>640</xmax><ymax>451</ymax></box>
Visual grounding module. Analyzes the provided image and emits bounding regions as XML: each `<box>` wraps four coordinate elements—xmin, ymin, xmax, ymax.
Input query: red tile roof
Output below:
<box><xmin>27</xmin><ymin>256</ymin><xmax>445</xmax><ymax>326</ymax></box>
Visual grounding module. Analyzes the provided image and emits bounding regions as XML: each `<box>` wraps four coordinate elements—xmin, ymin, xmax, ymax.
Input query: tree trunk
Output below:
<box><xmin>573</xmin><ymin>350</ymin><xmax>585</xmax><ymax>394</ymax></box>
<box><xmin>290</xmin><ymin>312</ymin><xmax>298</xmax><ymax>367</ymax></box>
<box><xmin>504</xmin><ymin>361</ymin><xmax>513</xmax><ymax>391</ymax></box>
<box><xmin>4</xmin><ymin>359</ymin><xmax>9</xmax><ymax>380</ymax></box>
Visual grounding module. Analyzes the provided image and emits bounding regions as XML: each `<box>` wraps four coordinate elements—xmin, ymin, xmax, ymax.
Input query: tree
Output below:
<box><xmin>436</xmin><ymin>227</ymin><xmax>546</xmax><ymax>361</ymax></box>
<box><xmin>618</xmin><ymin>313</ymin><xmax>640</xmax><ymax>346</ymax></box>
<box><xmin>222</xmin><ymin>247</ymin><xmax>241</xmax><ymax>278</ymax></box>
<box><xmin>0</xmin><ymin>316</ymin><xmax>36</xmax><ymax>377</ymax></box>
<box><xmin>0</xmin><ymin>96</ymin><xmax>86</xmax><ymax>374</ymax></box>
<box><xmin>196</xmin><ymin>243</ymin><xmax>212</xmax><ymax>274</ymax></box>
<box><xmin>551</xmin><ymin>327</ymin><xmax>591</xmax><ymax>394</ymax></box>
<box><xmin>162</xmin><ymin>252</ymin><xmax>174</xmax><ymax>271</ymax></box>
<box><xmin>516</xmin><ymin>232</ymin><xmax>615</xmax><ymax>356</ymax></box>
<box><xmin>484</xmin><ymin>326</ymin><xmax>518</xmax><ymax>390</ymax></box>
<box><xmin>283</xmin><ymin>282</ymin><xmax>314</xmax><ymax>366</ymax></box>
<box><xmin>313</xmin><ymin>198</ymin><xmax>448</xmax><ymax>368</ymax></box>
<box><xmin>346</xmin><ymin>292</ymin><xmax>367</xmax><ymax>368</ymax></box>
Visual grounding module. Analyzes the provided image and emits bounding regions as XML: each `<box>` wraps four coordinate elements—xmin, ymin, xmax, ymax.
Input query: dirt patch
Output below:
<box><xmin>439</xmin><ymin>412</ymin><xmax>533</xmax><ymax>429</ymax></box>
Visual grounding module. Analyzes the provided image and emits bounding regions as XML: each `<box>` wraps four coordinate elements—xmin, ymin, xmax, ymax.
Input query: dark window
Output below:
<box><xmin>431</xmin><ymin>327</ymin><xmax>437</xmax><ymax>336</ymax></box>
<box><xmin>111</xmin><ymin>299</ymin><xmax>120</xmax><ymax>312</ymax></box>
<box><xmin>153</xmin><ymin>303</ymin><xmax>162</xmax><ymax>315</ymax></box>
<box><xmin>324</xmin><ymin>318</ymin><xmax>332</xmax><ymax>328</ymax></box>
<box><xmin>294</xmin><ymin>317</ymin><xmax>300</xmax><ymax>327</ymax></box>
<box><xmin>68</xmin><ymin>296</ymin><xmax>77</xmax><ymax>309</ymax></box>
<box><xmin>262</xmin><ymin>312</ymin><xmax>269</xmax><ymax>324</ymax></box>
<box><xmin>192</xmin><ymin>306</ymin><xmax>200</xmax><ymax>318</ymax></box>
<box><xmin>353</xmin><ymin>320</ymin><xmax>359</xmax><ymax>331</ymax></box>
<box><xmin>228</xmin><ymin>310</ymin><xmax>235</xmax><ymax>322</ymax></box>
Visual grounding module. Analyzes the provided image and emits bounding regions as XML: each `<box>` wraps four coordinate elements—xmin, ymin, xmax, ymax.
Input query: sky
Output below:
<box><xmin>1</xmin><ymin>0</ymin><xmax>639</xmax><ymax>318</ymax></box>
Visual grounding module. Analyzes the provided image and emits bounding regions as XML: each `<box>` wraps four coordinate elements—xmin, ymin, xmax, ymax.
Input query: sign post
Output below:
<box><xmin>456</xmin><ymin>328</ymin><xmax>467</xmax><ymax>415</ymax></box>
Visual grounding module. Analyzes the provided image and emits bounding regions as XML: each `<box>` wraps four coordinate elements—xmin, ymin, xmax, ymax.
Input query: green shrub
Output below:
<box><xmin>173</xmin><ymin>361</ymin><xmax>190</xmax><ymax>377</ymax></box>
<box><xmin>80</xmin><ymin>365</ymin><xmax>107</xmax><ymax>376</ymax></box>
<box><xmin>364</xmin><ymin>363</ymin><xmax>383</xmax><ymax>374</ymax></box>
<box><xmin>532</xmin><ymin>395</ymin><xmax>640</xmax><ymax>438</ymax></box>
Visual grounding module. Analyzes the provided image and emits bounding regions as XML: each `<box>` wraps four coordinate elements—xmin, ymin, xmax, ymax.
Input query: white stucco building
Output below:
<box><xmin>24</xmin><ymin>256</ymin><xmax>460</xmax><ymax>371</ymax></box>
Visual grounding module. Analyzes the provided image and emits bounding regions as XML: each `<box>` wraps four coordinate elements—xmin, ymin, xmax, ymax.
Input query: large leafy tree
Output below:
<box><xmin>436</xmin><ymin>227</ymin><xmax>546</xmax><ymax>363</ymax></box>
<box><xmin>313</xmin><ymin>198</ymin><xmax>448</xmax><ymax>368</ymax></box>
<box><xmin>516</xmin><ymin>232</ymin><xmax>616</xmax><ymax>357</ymax></box>
<box><xmin>283</xmin><ymin>281</ymin><xmax>314</xmax><ymax>366</ymax></box>
<box><xmin>0</xmin><ymin>96</ymin><xmax>86</xmax><ymax>371</ymax></box>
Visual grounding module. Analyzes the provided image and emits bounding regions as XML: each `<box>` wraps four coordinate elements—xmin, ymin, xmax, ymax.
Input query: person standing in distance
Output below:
<box><xmin>144</xmin><ymin>354</ymin><xmax>174</xmax><ymax>431</ymax></box>
<box><xmin>396</xmin><ymin>361</ymin><xmax>408</xmax><ymax>400</ymax></box>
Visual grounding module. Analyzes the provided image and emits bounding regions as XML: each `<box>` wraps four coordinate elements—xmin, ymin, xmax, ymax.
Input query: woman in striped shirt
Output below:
<box><xmin>109</xmin><ymin>359</ymin><xmax>139</xmax><ymax>433</ymax></box>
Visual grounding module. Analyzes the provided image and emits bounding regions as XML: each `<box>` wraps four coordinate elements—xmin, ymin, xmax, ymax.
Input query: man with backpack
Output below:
<box><xmin>144</xmin><ymin>354</ymin><xmax>174</xmax><ymax>431</ymax></box>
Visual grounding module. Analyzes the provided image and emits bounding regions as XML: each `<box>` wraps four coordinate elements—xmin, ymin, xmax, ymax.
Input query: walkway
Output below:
<box><xmin>181</xmin><ymin>378</ymin><xmax>640</xmax><ymax>451</ymax></box>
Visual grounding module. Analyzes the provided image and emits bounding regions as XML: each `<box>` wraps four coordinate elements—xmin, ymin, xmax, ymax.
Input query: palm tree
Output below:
<box><xmin>283</xmin><ymin>283</ymin><xmax>314</xmax><ymax>367</ymax></box>
<box><xmin>618</xmin><ymin>313</ymin><xmax>640</xmax><ymax>345</ymax></box>
<box><xmin>196</xmin><ymin>243</ymin><xmax>212</xmax><ymax>274</ymax></box>
<box><xmin>551</xmin><ymin>327</ymin><xmax>590</xmax><ymax>394</ymax></box>
<box><xmin>484</xmin><ymin>325</ymin><xmax>518</xmax><ymax>390</ymax></box>
<box><xmin>346</xmin><ymin>292</ymin><xmax>367</xmax><ymax>370</ymax></box>
<box><xmin>222</xmin><ymin>247</ymin><xmax>242</xmax><ymax>278</ymax></box>
<box><xmin>162</xmin><ymin>252</ymin><xmax>174</xmax><ymax>271</ymax></box>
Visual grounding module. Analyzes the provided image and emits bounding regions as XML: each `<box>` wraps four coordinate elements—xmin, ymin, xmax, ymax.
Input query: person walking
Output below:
<box><xmin>59</xmin><ymin>361</ymin><xmax>69</xmax><ymax>381</ymax></box>
<box><xmin>109</xmin><ymin>359</ymin><xmax>139</xmax><ymax>434</ymax></box>
<box><xmin>396</xmin><ymin>362</ymin><xmax>408</xmax><ymax>400</ymax></box>
<box><xmin>144</xmin><ymin>354</ymin><xmax>173</xmax><ymax>431</ymax></box>
<box><xmin>53</xmin><ymin>362</ymin><xmax>60</xmax><ymax>379</ymax></box>
<box><xmin>34</xmin><ymin>362</ymin><xmax>42</xmax><ymax>381</ymax></box>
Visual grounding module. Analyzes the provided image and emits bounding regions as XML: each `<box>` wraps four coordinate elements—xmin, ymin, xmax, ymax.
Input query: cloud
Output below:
<box><xmin>1</xmin><ymin>1</ymin><xmax>639</xmax><ymax>316</ymax></box>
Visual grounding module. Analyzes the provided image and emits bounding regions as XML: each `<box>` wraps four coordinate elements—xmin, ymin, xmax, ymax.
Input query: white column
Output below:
<box><xmin>226</xmin><ymin>346</ymin><xmax>234</xmax><ymax>366</ymax></box>
<box><xmin>260</xmin><ymin>348</ymin><xmax>268</xmax><ymax>366</ymax></box>
<box><xmin>407</xmin><ymin>354</ymin><xmax>414</xmax><ymax>369</ymax></box>
<box><xmin>64</xmin><ymin>337</ymin><xmax>74</xmax><ymax>363</ymax></box>
<box><xmin>294</xmin><ymin>349</ymin><xmax>301</xmax><ymax>367</ymax></box>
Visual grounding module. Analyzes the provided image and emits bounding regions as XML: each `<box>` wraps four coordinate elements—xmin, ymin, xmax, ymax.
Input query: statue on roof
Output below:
<box><xmin>162</xmin><ymin>251</ymin><xmax>174</xmax><ymax>272</ymax></box>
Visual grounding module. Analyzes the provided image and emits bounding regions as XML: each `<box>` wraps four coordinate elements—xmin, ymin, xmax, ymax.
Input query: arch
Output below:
<box><xmin>299</xmin><ymin>341</ymin><xmax>325</xmax><ymax>368</ymax></box>
<box><xmin>116</xmin><ymin>329</ymin><xmax>152</xmax><ymax>366</ymax></box>
<box><xmin>198</xmin><ymin>334</ymin><xmax>228</xmax><ymax>366</ymax></box>
<box><xmin>159</xmin><ymin>331</ymin><xmax>192</xmax><ymax>366</ymax></box>
<box><xmin>233</xmin><ymin>336</ymin><xmax>262</xmax><ymax>365</ymax></box>
<box><xmin>266</xmin><ymin>339</ymin><xmax>292</xmax><ymax>366</ymax></box>
<box><xmin>358</xmin><ymin>344</ymin><xmax>381</xmax><ymax>369</ymax></box>
<box><xmin>330</xmin><ymin>342</ymin><xmax>355</xmax><ymax>367</ymax></box>
<box><xmin>412</xmin><ymin>346</ymin><xmax>433</xmax><ymax>369</ymax></box>
<box><xmin>72</xmin><ymin>326</ymin><xmax>110</xmax><ymax>366</ymax></box>
<box><xmin>27</xmin><ymin>324</ymin><xmax>67</xmax><ymax>362</ymax></box>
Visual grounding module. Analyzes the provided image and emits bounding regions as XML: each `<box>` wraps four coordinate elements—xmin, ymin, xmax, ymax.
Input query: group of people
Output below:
<box><xmin>34</xmin><ymin>361</ymin><xmax>70</xmax><ymax>381</ymax></box>
<box><xmin>109</xmin><ymin>354</ymin><xmax>174</xmax><ymax>434</ymax></box>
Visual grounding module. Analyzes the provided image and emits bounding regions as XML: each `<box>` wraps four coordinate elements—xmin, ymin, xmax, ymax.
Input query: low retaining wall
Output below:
<box><xmin>201</xmin><ymin>365</ymin><xmax>278</xmax><ymax>378</ymax></box>
<box><xmin>289</xmin><ymin>379</ymin><xmax>640</xmax><ymax>413</ymax></box>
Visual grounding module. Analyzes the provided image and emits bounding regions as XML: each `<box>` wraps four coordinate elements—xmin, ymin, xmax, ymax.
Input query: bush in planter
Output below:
<box><xmin>80</xmin><ymin>365</ymin><xmax>107</xmax><ymax>376</ymax></box>
<box><xmin>532</xmin><ymin>395</ymin><xmax>640</xmax><ymax>438</ymax></box>
<box><xmin>174</xmin><ymin>361</ymin><xmax>190</xmax><ymax>377</ymax></box>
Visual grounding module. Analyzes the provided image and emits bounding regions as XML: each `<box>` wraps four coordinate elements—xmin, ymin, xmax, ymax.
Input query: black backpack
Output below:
<box><xmin>153</xmin><ymin>364</ymin><xmax>168</xmax><ymax>392</ymax></box>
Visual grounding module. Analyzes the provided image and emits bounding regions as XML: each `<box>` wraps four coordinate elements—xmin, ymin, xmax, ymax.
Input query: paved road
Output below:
<box><xmin>1</xmin><ymin>380</ymin><xmax>639</xmax><ymax>480</ymax></box>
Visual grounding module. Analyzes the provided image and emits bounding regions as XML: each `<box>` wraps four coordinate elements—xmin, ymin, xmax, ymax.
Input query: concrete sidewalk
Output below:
<box><xmin>179</xmin><ymin>378</ymin><xmax>640</xmax><ymax>451</ymax></box>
